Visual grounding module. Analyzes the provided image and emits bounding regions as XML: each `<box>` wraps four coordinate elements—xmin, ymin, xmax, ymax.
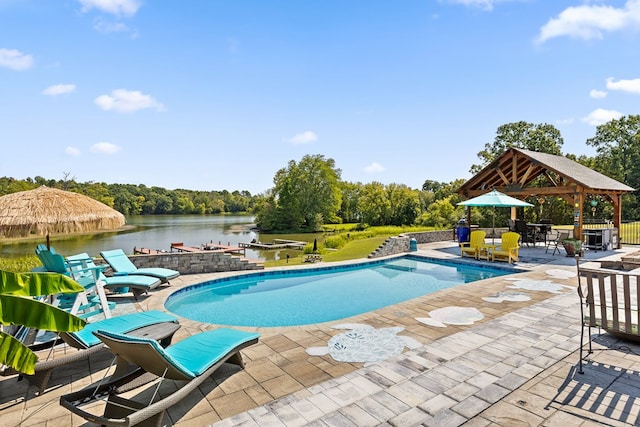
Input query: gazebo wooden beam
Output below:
<box><xmin>495</xmin><ymin>168</ymin><xmax>510</xmax><ymax>186</ymax></box>
<box><xmin>519</xmin><ymin>164</ymin><xmax>536</xmax><ymax>186</ymax></box>
<box><xmin>543</xmin><ymin>171</ymin><xmax>558</xmax><ymax>187</ymax></box>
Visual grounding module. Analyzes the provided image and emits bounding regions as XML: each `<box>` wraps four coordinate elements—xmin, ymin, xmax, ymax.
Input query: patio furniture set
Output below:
<box><xmin>1</xmin><ymin>245</ymin><xmax>261</xmax><ymax>427</ymax></box>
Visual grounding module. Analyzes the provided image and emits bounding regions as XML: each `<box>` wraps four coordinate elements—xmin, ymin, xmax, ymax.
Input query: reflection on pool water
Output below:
<box><xmin>165</xmin><ymin>255</ymin><xmax>517</xmax><ymax>327</ymax></box>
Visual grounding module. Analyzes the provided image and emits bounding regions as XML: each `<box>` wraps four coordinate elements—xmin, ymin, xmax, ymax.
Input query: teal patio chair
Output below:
<box><xmin>34</xmin><ymin>246</ymin><xmax>114</xmax><ymax>319</ymax></box>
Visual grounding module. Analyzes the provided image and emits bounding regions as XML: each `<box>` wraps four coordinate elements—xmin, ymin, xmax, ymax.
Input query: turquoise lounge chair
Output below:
<box><xmin>100</xmin><ymin>248</ymin><xmax>180</xmax><ymax>284</ymax></box>
<box><xmin>66</xmin><ymin>253</ymin><xmax>161</xmax><ymax>300</ymax></box>
<box><xmin>60</xmin><ymin>328</ymin><xmax>259</xmax><ymax>427</ymax></box>
<box><xmin>6</xmin><ymin>310</ymin><xmax>179</xmax><ymax>394</ymax></box>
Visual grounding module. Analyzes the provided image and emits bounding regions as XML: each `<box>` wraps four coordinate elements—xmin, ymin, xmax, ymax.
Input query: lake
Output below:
<box><xmin>0</xmin><ymin>215</ymin><xmax>321</xmax><ymax>262</ymax></box>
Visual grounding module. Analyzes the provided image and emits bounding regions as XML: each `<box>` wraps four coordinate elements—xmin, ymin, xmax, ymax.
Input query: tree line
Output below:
<box><xmin>1</xmin><ymin>115</ymin><xmax>639</xmax><ymax>232</ymax></box>
<box><xmin>0</xmin><ymin>178</ymin><xmax>255</xmax><ymax>216</ymax></box>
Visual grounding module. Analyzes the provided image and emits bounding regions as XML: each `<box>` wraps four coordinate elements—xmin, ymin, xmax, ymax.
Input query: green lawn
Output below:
<box><xmin>264</xmin><ymin>236</ymin><xmax>388</xmax><ymax>268</ymax></box>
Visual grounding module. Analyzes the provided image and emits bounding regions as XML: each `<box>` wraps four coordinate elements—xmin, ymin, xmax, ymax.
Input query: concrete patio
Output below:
<box><xmin>2</xmin><ymin>240</ymin><xmax>640</xmax><ymax>426</ymax></box>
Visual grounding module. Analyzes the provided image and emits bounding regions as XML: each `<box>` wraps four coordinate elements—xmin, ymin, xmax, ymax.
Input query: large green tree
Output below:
<box><xmin>357</xmin><ymin>182</ymin><xmax>391</xmax><ymax>226</ymax></box>
<box><xmin>587</xmin><ymin>114</ymin><xmax>640</xmax><ymax>219</ymax></box>
<box><xmin>256</xmin><ymin>154</ymin><xmax>342</xmax><ymax>231</ymax></box>
<box><xmin>586</xmin><ymin>114</ymin><xmax>640</xmax><ymax>187</ymax></box>
<box><xmin>471</xmin><ymin>121</ymin><xmax>564</xmax><ymax>173</ymax></box>
<box><xmin>387</xmin><ymin>183</ymin><xmax>421</xmax><ymax>226</ymax></box>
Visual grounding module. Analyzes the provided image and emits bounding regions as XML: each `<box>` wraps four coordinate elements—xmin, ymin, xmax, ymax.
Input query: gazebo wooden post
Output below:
<box><xmin>613</xmin><ymin>194</ymin><xmax>623</xmax><ymax>249</ymax></box>
<box><xmin>573</xmin><ymin>190</ymin><xmax>584</xmax><ymax>240</ymax></box>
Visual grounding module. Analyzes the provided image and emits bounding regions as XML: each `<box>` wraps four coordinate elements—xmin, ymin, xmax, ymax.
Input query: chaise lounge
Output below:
<box><xmin>66</xmin><ymin>253</ymin><xmax>161</xmax><ymax>300</ymax></box>
<box><xmin>60</xmin><ymin>327</ymin><xmax>259</xmax><ymax>427</ymax></box>
<box><xmin>100</xmin><ymin>249</ymin><xmax>180</xmax><ymax>284</ymax></box>
<box><xmin>2</xmin><ymin>310</ymin><xmax>179</xmax><ymax>394</ymax></box>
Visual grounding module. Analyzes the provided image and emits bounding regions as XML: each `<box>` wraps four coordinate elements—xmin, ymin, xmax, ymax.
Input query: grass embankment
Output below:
<box><xmin>264</xmin><ymin>224</ymin><xmax>434</xmax><ymax>268</ymax></box>
<box><xmin>0</xmin><ymin>255</ymin><xmax>41</xmax><ymax>273</ymax></box>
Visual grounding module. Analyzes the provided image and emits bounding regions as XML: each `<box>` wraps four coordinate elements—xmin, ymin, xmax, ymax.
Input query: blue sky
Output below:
<box><xmin>1</xmin><ymin>0</ymin><xmax>639</xmax><ymax>195</ymax></box>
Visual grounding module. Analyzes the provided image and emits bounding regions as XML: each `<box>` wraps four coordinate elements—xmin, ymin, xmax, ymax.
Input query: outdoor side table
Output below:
<box><xmin>477</xmin><ymin>244</ymin><xmax>496</xmax><ymax>261</ymax></box>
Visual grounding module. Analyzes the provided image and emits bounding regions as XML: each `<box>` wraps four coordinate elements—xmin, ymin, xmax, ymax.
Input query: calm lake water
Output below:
<box><xmin>0</xmin><ymin>215</ymin><xmax>320</xmax><ymax>262</ymax></box>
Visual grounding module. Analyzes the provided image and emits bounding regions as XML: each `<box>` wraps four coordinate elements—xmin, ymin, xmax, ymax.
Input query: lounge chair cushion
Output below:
<box><xmin>100</xmin><ymin>249</ymin><xmax>180</xmax><ymax>281</ymax></box>
<box><xmin>70</xmin><ymin>310</ymin><xmax>178</xmax><ymax>349</ymax></box>
<box><xmin>96</xmin><ymin>328</ymin><xmax>260</xmax><ymax>379</ymax></box>
<box><xmin>66</xmin><ymin>253</ymin><xmax>161</xmax><ymax>290</ymax></box>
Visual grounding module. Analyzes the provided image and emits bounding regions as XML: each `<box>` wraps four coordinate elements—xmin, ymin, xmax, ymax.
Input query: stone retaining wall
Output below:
<box><xmin>102</xmin><ymin>251</ymin><xmax>264</xmax><ymax>275</ymax></box>
<box><xmin>368</xmin><ymin>229</ymin><xmax>455</xmax><ymax>258</ymax></box>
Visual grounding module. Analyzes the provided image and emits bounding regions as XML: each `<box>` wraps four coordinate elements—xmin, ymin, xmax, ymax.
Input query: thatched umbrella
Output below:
<box><xmin>0</xmin><ymin>186</ymin><xmax>126</xmax><ymax>238</ymax></box>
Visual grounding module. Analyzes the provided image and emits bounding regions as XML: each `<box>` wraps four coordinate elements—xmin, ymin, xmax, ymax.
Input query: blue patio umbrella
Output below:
<box><xmin>457</xmin><ymin>190</ymin><xmax>533</xmax><ymax>241</ymax></box>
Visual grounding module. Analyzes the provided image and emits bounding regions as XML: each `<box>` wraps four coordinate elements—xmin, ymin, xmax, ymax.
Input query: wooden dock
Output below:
<box><xmin>201</xmin><ymin>242</ymin><xmax>246</xmax><ymax>255</ymax></box>
<box><xmin>133</xmin><ymin>247</ymin><xmax>165</xmax><ymax>255</ymax></box>
<box><xmin>170</xmin><ymin>241</ymin><xmax>246</xmax><ymax>256</ymax></box>
<box><xmin>170</xmin><ymin>242</ymin><xmax>201</xmax><ymax>253</ymax></box>
<box><xmin>238</xmin><ymin>239</ymin><xmax>306</xmax><ymax>250</ymax></box>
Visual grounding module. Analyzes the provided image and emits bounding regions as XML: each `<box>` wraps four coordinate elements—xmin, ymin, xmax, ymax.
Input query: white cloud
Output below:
<box><xmin>42</xmin><ymin>84</ymin><xmax>76</xmax><ymax>96</ymax></box>
<box><xmin>443</xmin><ymin>0</ymin><xmax>519</xmax><ymax>12</ymax></box>
<box><xmin>94</xmin><ymin>89</ymin><xmax>165</xmax><ymax>113</ymax></box>
<box><xmin>65</xmin><ymin>146</ymin><xmax>81</xmax><ymax>156</ymax></box>
<box><xmin>289</xmin><ymin>131</ymin><xmax>318</xmax><ymax>145</ymax></box>
<box><xmin>536</xmin><ymin>0</ymin><xmax>640</xmax><ymax>44</ymax></box>
<box><xmin>94</xmin><ymin>20</ymin><xmax>131</xmax><ymax>34</ymax></box>
<box><xmin>363</xmin><ymin>162</ymin><xmax>385</xmax><ymax>174</ymax></box>
<box><xmin>90</xmin><ymin>142</ymin><xmax>121</xmax><ymax>154</ymax></box>
<box><xmin>589</xmin><ymin>89</ymin><xmax>607</xmax><ymax>99</ymax></box>
<box><xmin>0</xmin><ymin>48</ymin><xmax>34</xmax><ymax>71</ymax></box>
<box><xmin>582</xmin><ymin>108</ymin><xmax>624</xmax><ymax>126</ymax></box>
<box><xmin>606</xmin><ymin>77</ymin><xmax>640</xmax><ymax>94</ymax></box>
<box><xmin>77</xmin><ymin>0</ymin><xmax>141</xmax><ymax>17</ymax></box>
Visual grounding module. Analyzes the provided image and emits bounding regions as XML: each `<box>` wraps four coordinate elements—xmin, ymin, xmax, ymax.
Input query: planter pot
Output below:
<box><xmin>563</xmin><ymin>241</ymin><xmax>583</xmax><ymax>257</ymax></box>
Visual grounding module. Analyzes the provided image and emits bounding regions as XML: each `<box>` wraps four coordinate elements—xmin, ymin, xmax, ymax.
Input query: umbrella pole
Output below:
<box><xmin>492</xmin><ymin>207</ymin><xmax>495</xmax><ymax>244</ymax></box>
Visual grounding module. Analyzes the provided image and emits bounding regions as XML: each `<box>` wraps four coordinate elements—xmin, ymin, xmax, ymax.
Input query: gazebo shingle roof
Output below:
<box><xmin>516</xmin><ymin>148</ymin><xmax>634</xmax><ymax>193</ymax></box>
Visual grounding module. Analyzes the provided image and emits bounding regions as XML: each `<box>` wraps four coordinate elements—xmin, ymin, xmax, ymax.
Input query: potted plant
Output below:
<box><xmin>562</xmin><ymin>238</ymin><xmax>583</xmax><ymax>257</ymax></box>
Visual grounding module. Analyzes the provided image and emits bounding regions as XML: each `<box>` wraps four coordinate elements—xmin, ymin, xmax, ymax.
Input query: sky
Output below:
<box><xmin>1</xmin><ymin>0</ymin><xmax>639</xmax><ymax>195</ymax></box>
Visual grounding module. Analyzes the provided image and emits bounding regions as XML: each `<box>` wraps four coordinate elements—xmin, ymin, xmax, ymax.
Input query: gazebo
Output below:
<box><xmin>457</xmin><ymin>147</ymin><xmax>635</xmax><ymax>247</ymax></box>
<box><xmin>0</xmin><ymin>186</ymin><xmax>126</xmax><ymax>238</ymax></box>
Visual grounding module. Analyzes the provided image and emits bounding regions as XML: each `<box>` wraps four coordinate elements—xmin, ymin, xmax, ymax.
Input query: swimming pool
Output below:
<box><xmin>165</xmin><ymin>255</ymin><xmax>516</xmax><ymax>327</ymax></box>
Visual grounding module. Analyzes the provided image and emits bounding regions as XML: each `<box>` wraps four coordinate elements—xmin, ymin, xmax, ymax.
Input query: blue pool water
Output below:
<box><xmin>165</xmin><ymin>256</ymin><xmax>515</xmax><ymax>327</ymax></box>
